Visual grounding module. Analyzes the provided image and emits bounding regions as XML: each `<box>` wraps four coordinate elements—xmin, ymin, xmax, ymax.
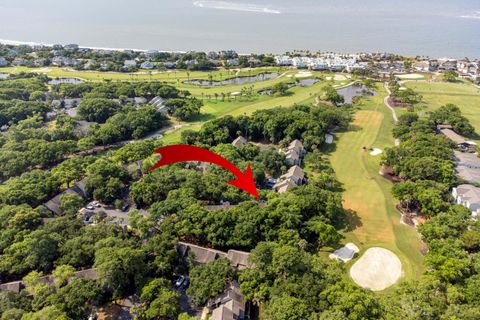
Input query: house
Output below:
<box><xmin>281</xmin><ymin>140</ymin><xmax>306</xmax><ymax>165</ymax></box>
<box><xmin>178</xmin><ymin>242</ymin><xmax>227</xmax><ymax>264</ymax></box>
<box><xmin>452</xmin><ymin>184</ymin><xmax>480</xmax><ymax>217</ymax></box>
<box><xmin>210</xmin><ymin>281</ymin><xmax>246</xmax><ymax>320</ymax></box>
<box><xmin>438</xmin><ymin>58</ymin><xmax>457</xmax><ymax>71</ymax></box>
<box><xmin>34</xmin><ymin>58</ymin><xmax>47</xmax><ymax>67</ymax></box>
<box><xmin>63</xmin><ymin>57</ymin><xmax>80</xmax><ymax>67</ymax></box>
<box><xmin>438</xmin><ymin>126</ymin><xmax>477</xmax><ymax>151</ymax></box>
<box><xmin>273</xmin><ymin>165</ymin><xmax>305</xmax><ymax>193</ymax></box>
<box><xmin>413</xmin><ymin>61</ymin><xmax>430</xmax><ymax>72</ymax></box>
<box><xmin>178</xmin><ymin>242</ymin><xmax>251</xmax><ymax>270</ymax></box>
<box><xmin>232</xmin><ymin>136</ymin><xmax>247</xmax><ymax>148</ymax></box>
<box><xmin>454</xmin><ymin>151</ymin><xmax>480</xmax><ymax>184</ymax></box>
<box><xmin>163</xmin><ymin>61</ymin><xmax>176</xmax><ymax>69</ymax></box>
<box><xmin>227</xmin><ymin>250</ymin><xmax>251</xmax><ymax>270</ymax></box>
<box><xmin>226</xmin><ymin>58</ymin><xmax>239</xmax><ymax>67</ymax></box>
<box><xmin>64</xmin><ymin>44</ymin><xmax>79</xmax><ymax>51</ymax></box>
<box><xmin>11</xmin><ymin>57</ymin><xmax>27</xmax><ymax>66</ymax></box>
<box><xmin>0</xmin><ymin>57</ymin><xmax>9</xmax><ymax>67</ymax></box>
<box><xmin>144</xmin><ymin>49</ymin><xmax>159</xmax><ymax>57</ymax></box>
<box><xmin>149</xmin><ymin>96</ymin><xmax>168</xmax><ymax>112</ymax></box>
<box><xmin>123</xmin><ymin>60</ymin><xmax>137</xmax><ymax>68</ymax></box>
<box><xmin>285</xmin><ymin>148</ymin><xmax>300</xmax><ymax>165</ymax></box>
<box><xmin>51</xmin><ymin>56</ymin><xmax>64</xmax><ymax>66</ymax></box>
<box><xmin>43</xmin><ymin>179</ymin><xmax>88</xmax><ymax>215</ymax></box>
<box><xmin>287</xmin><ymin>139</ymin><xmax>305</xmax><ymax>157</ymax></box>
<box><xmin>140</xmin><ymin>61</ymin><xmax>155</xmax><ymax>69</ymax></box>
<box><xmin>280</xmin><ymin>165</ymin><xmax>305</xmax><ymax>185</ymax></box>
<box><xmin>0</xmin><ymin>281</ymin><xmax>23</xmax><ymax>293</ymax></box>
<box><xmin>275</xmin><ymin>56</ymin><xmax>293</xmax><ymax>66</ymax></box>
<box><xmin>0</xmin><ymin>268</ymin><xmax>97</xmax><ymax>293</ymax></box>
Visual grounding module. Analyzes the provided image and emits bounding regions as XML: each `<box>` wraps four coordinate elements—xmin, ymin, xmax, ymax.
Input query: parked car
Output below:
<box><xmin>121</xmin><ymin>204</ymin><xmax>130</xmax><ymax>212</ymax></box>
<box><xmin>86</xmin><ymin>204</ymin><xmax>94</xmax><ymax>210</ymax></box>
<box><xmin>180</xmin><ymin>277</ymin><xmax>190</xmax><ymax>289</ymax></box>
<box><xmin>174</xmin><ymin>275</ymin><xmax>185</xmax><ymax>288</ymax></box>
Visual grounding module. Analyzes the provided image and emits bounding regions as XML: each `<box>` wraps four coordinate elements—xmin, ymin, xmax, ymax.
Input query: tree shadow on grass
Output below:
<box><xmin>188</xmin><ymin>113</ymin><xmax>215</xmax><ymax>122</ymax></box>
<box><xmin>336</xmin><ymin>209</ymin><xmax>363</xmax><ymax>233</ymax></box>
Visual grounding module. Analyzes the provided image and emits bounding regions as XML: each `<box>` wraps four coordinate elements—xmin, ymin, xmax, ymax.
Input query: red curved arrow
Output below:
<box><xmin>147</xmin><ymin>144</ymin><xmax>259</xmax><ymax>199</ymax></box>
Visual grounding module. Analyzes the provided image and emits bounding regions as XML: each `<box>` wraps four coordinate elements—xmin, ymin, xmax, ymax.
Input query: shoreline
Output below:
<box><xmin>0</xmin><ymin>38</ymin><xmax>187</xmax><ymax>54</ymax></box>
<box><xmin>0</xmin><ymin>38</ymin><xmax>475</xmax><ymax>60</ymax></box>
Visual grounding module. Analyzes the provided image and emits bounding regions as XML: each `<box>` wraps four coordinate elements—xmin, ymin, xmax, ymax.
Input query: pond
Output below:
<box><xmin>336</xmin><ymin>84</ymin><xmax>376</xmax><ymax>104</ymax></box>
<box><xmin>259</xmin><ymin>78</ymin><xmax>320</xmax><ymax>95</ymax></box>
<box><xmin>184</xmin><ymin>72</ymin><xmax>278</xmax><ymax>86</ymax></box>
<box><xmin>295</xmin><ymin>78</ymin><xmax>319</xmax><ymax>86</ymax></box>
<box><xmin>0</xmin><ymin>73</ymin><xmax>9</xmax><ymax>79</ymax></box>
<box><xmin>48</xmin><ymin>78</ymin><xmax>84</xmax><ymax>85</ymax></box>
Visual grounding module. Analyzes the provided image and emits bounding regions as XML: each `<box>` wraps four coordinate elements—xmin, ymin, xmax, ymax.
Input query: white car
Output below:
<box><xmin>174</xmin><ymin>275</ymin><xmax>185</xmax><ymax>288</ymax></box>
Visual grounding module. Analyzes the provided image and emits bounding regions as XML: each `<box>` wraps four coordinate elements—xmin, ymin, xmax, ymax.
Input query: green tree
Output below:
<box><xmin>59</xmin><ymin>194</ymin><xmax>84</xmax><ymax>216</ymax></box>
<box><xmin>187</xmin><ymin>258</ymin><xmax>234</xmax><ymax>305</ymax></box>
<box><xmin>94</xmin><ymin>246</ymin><xmax>146</xmax><ymax>298</ymax></box>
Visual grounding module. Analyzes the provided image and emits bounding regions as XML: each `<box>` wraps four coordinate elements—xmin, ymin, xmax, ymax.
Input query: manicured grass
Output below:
<box><xmin>326</xmin><ymin>84</ymin><xmax>424</xmax><ymax>288</ymax></box>
<box><xmin>159</xmin><ymin>81</ymin><xmax>332</xmax><ymax>143</ymax></box>
<box><xmin>405</xmin><ymin>81</ymin><xmax>480</xmax><ymax>141</ymax></box>
<box><xmin>0</xmin><ymin>66</ymin><xmax>287</xmax><ymax>83</ymax></box>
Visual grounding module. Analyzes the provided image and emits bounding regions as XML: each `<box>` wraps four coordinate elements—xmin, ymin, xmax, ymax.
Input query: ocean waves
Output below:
<box><xmin>460</xmin><ymin>11</ymin><xmax>480</xmax><ymax>20</ymax></box>
<box><xmin>193</xmin><ymin>1</ymin><xmax>281</xmax><ymax>14</ymax></box>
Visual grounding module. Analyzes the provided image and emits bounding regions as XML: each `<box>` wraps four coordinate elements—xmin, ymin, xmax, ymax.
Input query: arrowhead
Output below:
<box><xmin>227</xmin><ymin>164</ymin><xmax>259</xmax><ymax>199</ymax></box>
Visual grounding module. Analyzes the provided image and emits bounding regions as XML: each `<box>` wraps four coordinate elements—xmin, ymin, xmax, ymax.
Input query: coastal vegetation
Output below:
<box><xmin>1</xmin><ymin>49</ymin><xmax>480</xmax><ymax>319</ymax></box>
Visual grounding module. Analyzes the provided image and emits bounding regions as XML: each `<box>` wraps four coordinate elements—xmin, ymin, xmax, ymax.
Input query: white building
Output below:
<box><xmin>140</xmin><ymin>61</ymin><xmax>155</xmax><ymax>69</ymax></box>
<box><xmin>452</xmin><ymin>184</ymin><xmax>480</xmax><ymax>217</ymax></box>
<box><xmin>124</xmin><ymin>60</ymin><xmax>137</xmax><ymax>68</ymax></box>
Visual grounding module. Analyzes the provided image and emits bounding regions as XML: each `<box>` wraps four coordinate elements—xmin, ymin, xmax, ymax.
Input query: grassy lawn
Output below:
<box><xmin>405</xmin><ymin>81</ymin><xmax>480</xmax><ymax>141</ymax></box>
<box><xmin>160</xmin><ymin>78</ymin><xmax>349</xmax><ymax>143</ymax></box>
<box><xmin>327</xmin><ymin>84</ymin><xmax>424</xmax><ymax>288</ymax></box>
<box><xmin>0</xmin><ymin>66</ymin><xmax>287</xmax><ymax>83</ymax></box>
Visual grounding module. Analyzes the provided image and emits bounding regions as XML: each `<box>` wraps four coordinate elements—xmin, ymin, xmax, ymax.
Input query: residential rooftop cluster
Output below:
<box><xmin>275</xmin><ymin>54</ymin><xmax>365</xmax><ymax>72</ymax></box>
<box><xmin>437</xmin><ymin>125</ymin><xmax>480</xmax><ymax>218</ymax></box>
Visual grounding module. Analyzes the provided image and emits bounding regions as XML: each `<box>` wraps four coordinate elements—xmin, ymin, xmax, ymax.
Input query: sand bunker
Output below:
<box><xmin>334</xmin><ymin>75</ymin><xmax>347</xmax><ymax>81</ymax></box>
<box><xmin>295</xmin><ymin>71</ymin><xmax>313</xmax><ymax>78</ymax></box>
<box><xmin>329</xmin><ymin>243</ymin><xmax>359</xmax><ymax>262</ymax></box>
<box><xmin>325</xmin><ymin>76</ymin><xmax>332</xmax><ymax>81</ymax></box>
<box><xmin>370</xmin><ymin>148</ymin><xmax>383</xmax><ymax>156</ymax></box>
<box><xmin>350</xmin><ymin>247</ymin><xmax>402</xmax><ymax>291</ymax></box>
<box><xmin>396</xmin><ymin>73</ymin><xmax>424</xmax><ymax>79</ymax></box>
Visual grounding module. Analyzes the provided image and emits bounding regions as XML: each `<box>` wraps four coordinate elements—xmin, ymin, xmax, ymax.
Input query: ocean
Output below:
<box><xmin>0</xmin><ymin>0</ymin><xmax>479</xmax><ymax>58</ymax></box>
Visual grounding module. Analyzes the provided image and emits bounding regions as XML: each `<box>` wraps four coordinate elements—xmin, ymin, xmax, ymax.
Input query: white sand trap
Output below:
<box><xmin>399</xmin><ymin>86</ymin><xmax>407</xmax><ymax>91</ymax></box>
<box><xmin>346</xmin><ymin>75</ymin><xmax>352</xmax><ymax>79</ymax></box>
<box><xmin>350</xmin><ymin>247</ymin><xmax>402</xmax><ymax>291</ymax></box>
<box><xmin>325</xmin><ymin>76</ymin><xmax>332</xmax><ymax>81</ymax></box>
<box><xmin>325</xmin><ymin>134</ymin><xmax>334</xmax><ymax>144</ymax></box>
<box><xmin>287</xmin><ymin>75</ymin><xmax>293</xmax><ymax>78</ymax></box>
<box><xmin>397</xmin><ymin>73</ymin><xmax>424</xmax><ymax>79</ymax></box>
<box><xmin>334</xmin><ymin>75</ymin><xmax>347</xmax><ymax>81</ymax></box>
<box><xmin>370</xmin><ymin>148</ymin><xmax>383</xmax><ymax>156</ymax></box>
<box><xmin>295</xmin><ymin>71</ymin><xmax>313</xmax><ymax>78</ymax></box>
<box><xmin>329</xmin><ymin>243</ymin><xmax>359</xmax><ymax>262</ymax></box>
<box><xmin>230</xmin><ymin>92</ymin><xmax>241</xmax><ymax>96</ymax></box>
